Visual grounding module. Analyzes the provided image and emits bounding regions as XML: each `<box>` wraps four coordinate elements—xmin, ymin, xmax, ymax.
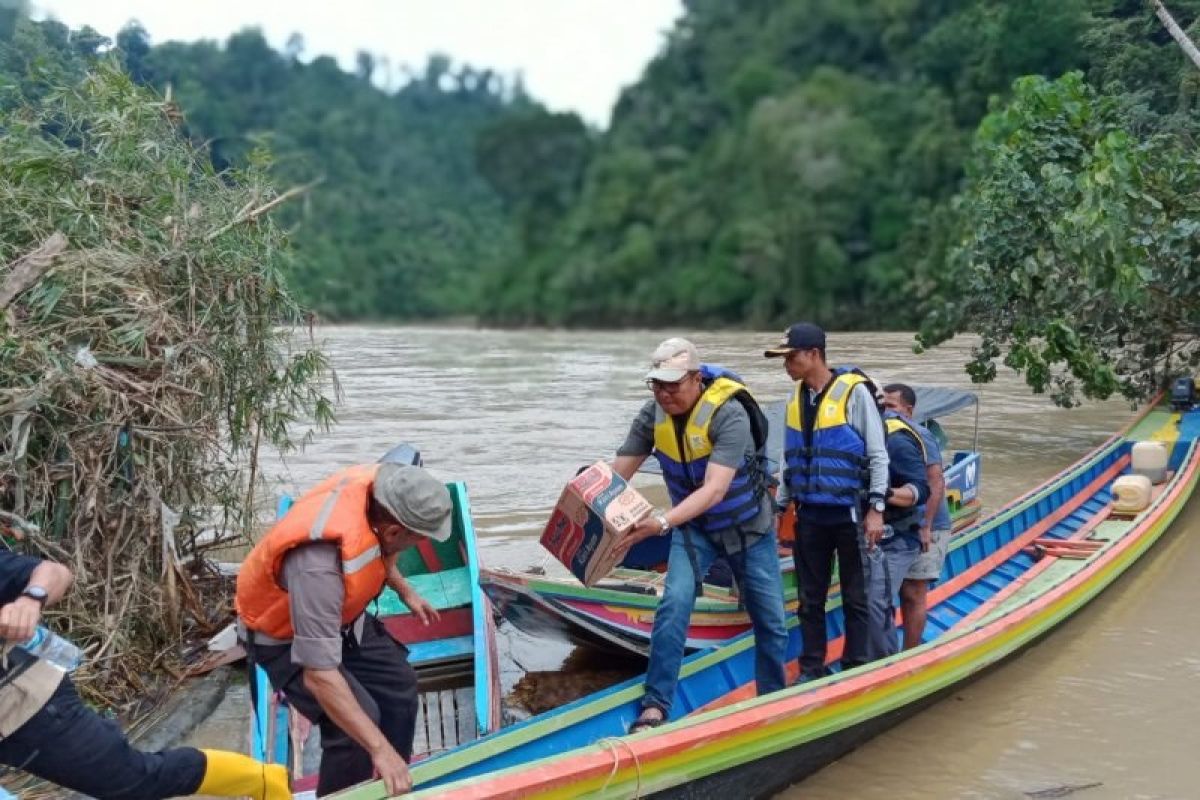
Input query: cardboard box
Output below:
<box><xmin>540</xmin><ymin>461</ymin><xmax>654</xmax><ymax>586</ymax></box>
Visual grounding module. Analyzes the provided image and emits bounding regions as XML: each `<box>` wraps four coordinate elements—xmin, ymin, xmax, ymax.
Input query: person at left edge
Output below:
<box><xmin>611</xmin><ymin>337</ymin><xmax>788</xmax><ymax>733</ymax></box>
<box><xmin>0</xmin><ymin>547</ymin><xmax>288</xmax><ymax>799</ymax></box>
<box><xmin>236</xmin><ymin>462</ymin><xmax>448</xmax><ymax>797</ymax></box>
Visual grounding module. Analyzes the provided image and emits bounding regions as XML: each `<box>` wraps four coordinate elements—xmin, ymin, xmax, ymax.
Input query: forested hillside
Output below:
<box><xmin>4</xmin><ymin>1</ymin><xmax>1198</xmax><ymax>329</ymax></box>
<box><xmin>1</xmin><ymin>14</ymin><xmax>525</xmax><ymax>320</ymax></box>
<box><xmin>480</xmin><ymin>0</ymin><xmax>1200</xmax><ymax>328</ymax></box>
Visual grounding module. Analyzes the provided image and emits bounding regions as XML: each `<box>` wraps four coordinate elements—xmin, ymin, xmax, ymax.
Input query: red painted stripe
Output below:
<box><xmin>953</xmin><ymin>503</ymin><xmax>1112</xmax><ymax>630</ymax></box>
<box><xmin>416</xmin><ymin>538</ymin><xmax>444</xmax><ymax>572</ymax></box>
<box><xmin>382</xmin><ymin>606</ymin><xmax>473</xmax><ymax>643</ymax></box>
<box><xmin>926</xmin><ymin>455</ymin><xmax>1128</xmax><ymax>607</ymax></box>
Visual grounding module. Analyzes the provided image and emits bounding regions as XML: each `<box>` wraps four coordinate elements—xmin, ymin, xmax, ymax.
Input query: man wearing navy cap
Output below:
<box><xmin>765</xmin><ymin>323</ymin><xmax>889</xmax><ymax>681</ymax></box>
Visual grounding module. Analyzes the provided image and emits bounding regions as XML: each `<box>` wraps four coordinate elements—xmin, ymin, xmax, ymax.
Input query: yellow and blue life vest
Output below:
<box><xmin>651</xmin><ymin>366</ymin><xmax>767</xmax><ymax>535</ymax></box>
<box><xmin>784</xmin><ymin>368</ymin><xmax>872</xmax><ymax>508</ymax></box>
<box><xmin>883</xmin><ymin>411</ymin><xmax>928</xmax><ymax>534</ymax></box>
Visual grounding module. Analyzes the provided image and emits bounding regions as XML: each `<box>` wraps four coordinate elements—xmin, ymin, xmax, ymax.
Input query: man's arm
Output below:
<box><xmin>924</xmin><ymin>463</ymin><xmax>945</xmax><ymax>527</ymax></box>
<box><xmin>25</xmin><ymin>560</ymin><xmax>72</xmax><ymax>605</ymax></box>
<box><xmin>612</xmin><ymin>401</ymin><xmax>656</xmax><ymax>481</ymax></box>
<box><xmin>0</xmin><ymin>557</ymin><xmax>73</xmax><ymax>643</ymax></box>
<box><xmin>612</xmin><ymin>454</ymin><xmax>649</xmax><ymax>481</ymax></box>
<box><xmin>303</xmin><ymin>669</ymin><xmax>411</xmax><ymax>794</ymax></box>
<box><xmin>885</xmin><ymin>433</ymin><xmax>931</xmax><ymax>508</ymax></box>
<box><xmin>660</xmin><ymin>402</ymin><xmax>746</xmax><ymax>524</ymax></box>
<box><xmin>614</xmin><ymin>404</ymin><xmax>747</xmax><ymax>556</ymax></box>
<box><xmin>848</xmin><ymin>384</ymin><xmax>889</xmax><ymax>545</ymax></box>
<box><xmin>847</xmin><ymin>384</ymin><xmax>889</xmax><ymax>497</ymax></box>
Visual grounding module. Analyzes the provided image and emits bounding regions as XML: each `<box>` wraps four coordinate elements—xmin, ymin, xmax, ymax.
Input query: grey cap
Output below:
<box><xmin>645</xmin><ymin>337</ymin><xmax>701</xmax><ymax>382</ymax></box>
<box><xmin>372</xmin><ymin>463</ymin><xmax>454</xmax><ymax>542</ymax></box>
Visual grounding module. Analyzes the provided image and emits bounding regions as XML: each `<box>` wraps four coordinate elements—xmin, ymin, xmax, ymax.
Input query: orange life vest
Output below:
<box><xmin>235</xmin><ymin>464</ymin><xmax>388</xmax><ymax>639</ymax></box>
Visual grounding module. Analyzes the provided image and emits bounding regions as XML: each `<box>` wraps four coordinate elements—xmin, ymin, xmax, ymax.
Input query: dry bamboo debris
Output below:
<box><xmin>0</xmin><ymin>232</ymin><xmax>68</xmax><ymax>311</ymax></box>
<box><xmin>0</xmin><ymin>64</ymin><xmax>336</xmax><ymax>719</ymax></box>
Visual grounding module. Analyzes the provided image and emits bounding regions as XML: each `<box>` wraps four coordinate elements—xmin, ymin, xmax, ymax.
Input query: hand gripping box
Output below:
<box><xmin>539</xmin><ymin>461</ymin><xmax>654</xmax><ymax>586</ymax></box>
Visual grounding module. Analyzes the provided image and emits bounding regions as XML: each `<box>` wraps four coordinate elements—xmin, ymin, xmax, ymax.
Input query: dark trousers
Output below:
<box><xmin>0</xmin><ymin>676</ymin><xmax>206</xmax><ymax>798</ymax></box>
<box><xmin>793</xmin><ymin>516</ymin><xmax>871</xmax><ymax>674</ymax></box>
<box><xmin>250</xmin><ymin>613</ymin><xmax>419</xmax><ymax>797</ymax></box>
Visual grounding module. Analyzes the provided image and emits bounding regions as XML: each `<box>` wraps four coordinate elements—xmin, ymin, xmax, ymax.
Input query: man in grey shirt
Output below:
<box><xmin>237</xmin><ymin>463</ymin><xmax>447</xmax><ymax>797</ymax></box>
<box><xmin>766</xmin><ymin>322</ymin><xmax>889</xmax><ymax>680</ymax></box>
<box><xmin>612</xmin><ymin>338</ymin><xmax>787</xmax><ymax>732</ymax></box>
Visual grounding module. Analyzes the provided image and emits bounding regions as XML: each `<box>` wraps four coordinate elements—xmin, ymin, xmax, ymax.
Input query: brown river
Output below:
<box><xmin>196</xmin><ymin>325</ymin><xmax>1199</xmax><ymax>799</ymax></box>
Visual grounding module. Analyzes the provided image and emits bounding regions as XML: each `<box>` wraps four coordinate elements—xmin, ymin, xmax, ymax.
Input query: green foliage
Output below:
<box><xmin>7</xmin><ymin>2</ymin><xmax>1200</xmax><ymax>344</ymax></box>
<box><xmin>122</xmin><ymin>28</ymin><xmax>521</xmax><ymax>320</ymax></box>
<box><xmin>918</xmin><ymin>71</ymin><xmax>1200</xmax><ymax>405</ymax></box>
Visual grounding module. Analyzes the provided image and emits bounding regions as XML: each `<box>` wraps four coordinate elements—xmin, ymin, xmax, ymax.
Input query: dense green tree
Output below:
<box><xmin>479</xmin><ymin>0</ymin><xmax>1200</xmax><ymax>330</ymax></box>
<box><xmin>130</xmin><ymin>29</ymin><xmax>520</xmax><ymax>319</ymax></box>
<box><xmin>918</xmin><ymin>69</ymin><xmax>1200</xmax><ymax>406</ymax></box>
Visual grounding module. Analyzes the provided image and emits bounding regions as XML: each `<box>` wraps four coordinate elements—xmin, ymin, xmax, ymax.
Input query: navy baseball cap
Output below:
<box><xmin>763</xmin><ymin>322</ymin><xmax>826</xmax><ymax>357</ymax></box>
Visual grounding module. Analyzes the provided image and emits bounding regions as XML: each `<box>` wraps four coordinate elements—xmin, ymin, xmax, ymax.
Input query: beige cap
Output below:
<box><xmin>645</xmin><ymin>337</ymin><xmax>701</xmax><ymax>382</ymax></box>
<box><xmin>372</xmin><ymin>463</ymin><xmax>454</xmax><ymax>542</ymax></box>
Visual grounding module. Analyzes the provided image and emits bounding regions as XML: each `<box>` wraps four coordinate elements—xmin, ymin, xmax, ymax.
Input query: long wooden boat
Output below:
<box><xmin>326</xmin><ymin>393</ymin><xmax>1199</xmax><ymax>799</ymax></box>
<box><xmin>481</xmin><ymin>441</ymin><xmax>981</xmax><ymax>656</ymax></box>
<box><xmin>251</xmin><ymin>460</ymin><xmax>501</xmax><ymax>786</ymax></box>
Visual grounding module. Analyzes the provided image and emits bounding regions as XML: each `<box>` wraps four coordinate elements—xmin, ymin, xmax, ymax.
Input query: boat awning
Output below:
<box><xmin>909</xmin><ymin>386</ymin><xmax>978</xmax><ymax>426</ymax></box>
<box><xmin>641</xmin><ymin>385</ymin><xmax>978</xmax><ymax>477</ymax></box>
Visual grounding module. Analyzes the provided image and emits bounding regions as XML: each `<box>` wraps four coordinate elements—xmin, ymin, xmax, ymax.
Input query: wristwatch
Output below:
<box><xmin>654</xmin><ymin>513</ymin><xmax>671</xmax><ymax>535</ymax></box>
<box><xmin>20</xmin><ymin>585</ymin><xmax>49</xmax><ymax>606</ymax></box>
<box><xmin>868</xmin><ymin>494</ymin><xmax>886</xmax><ymax>514</ymax></box>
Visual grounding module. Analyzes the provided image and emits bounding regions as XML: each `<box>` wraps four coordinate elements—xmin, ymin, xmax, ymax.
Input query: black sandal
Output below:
<box><xmin>629</xmin><ymin>708</ymin><xmax>666</xmax><ymax>734</ymax></box>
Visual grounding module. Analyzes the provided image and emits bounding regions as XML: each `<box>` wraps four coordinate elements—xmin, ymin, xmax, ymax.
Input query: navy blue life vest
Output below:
<box><xmin>784</xmin><ymin>367</ymin><xmax>873</xmax><ymax>508</ymax></box>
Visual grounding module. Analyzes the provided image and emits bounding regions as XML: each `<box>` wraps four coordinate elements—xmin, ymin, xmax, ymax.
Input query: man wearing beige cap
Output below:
<box><xmin>612</xmin><ymin>338</ymin><xmax>787</xmax><ymax>732</ymax></box>
<box><xmin>236</xmin><ymin>462</ymin><xmax>450</xmax><ymax>796</ymax></box>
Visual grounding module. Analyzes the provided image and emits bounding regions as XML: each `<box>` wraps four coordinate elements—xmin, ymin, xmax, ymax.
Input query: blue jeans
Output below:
<box><xmin>642</xmin><ymin>526</ymin><xmax>788</xmax><ymax>714</ymax></box>
<box><xmin>865</xmin><ymin>534</ymin><xmax>922</xmax><ymax>660</ymax></box>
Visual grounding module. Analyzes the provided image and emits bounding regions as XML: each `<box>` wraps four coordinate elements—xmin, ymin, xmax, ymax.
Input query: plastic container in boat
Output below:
<box><xmin>1130</xmin><ymin>440</ymin><xmax>1169</xmax><ymax>484</ymax></box>
<box><xmin>1111</xmin><ymin>474</ymin><xmax>1152</xmax><ymax>513</ymax></box>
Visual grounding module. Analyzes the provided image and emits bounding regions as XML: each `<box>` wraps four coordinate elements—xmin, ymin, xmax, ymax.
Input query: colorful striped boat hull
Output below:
<box><xmin>325</xmin><ymin>397</ymin><xmax>1199</xmax><ymax>799</ymax></box>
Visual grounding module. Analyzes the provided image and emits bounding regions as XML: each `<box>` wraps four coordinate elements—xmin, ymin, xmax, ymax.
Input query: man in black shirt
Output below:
<box><xmin>0</xmin><ymin>547</ymin><xmax>289</xmax><ymax>799</ymax></box>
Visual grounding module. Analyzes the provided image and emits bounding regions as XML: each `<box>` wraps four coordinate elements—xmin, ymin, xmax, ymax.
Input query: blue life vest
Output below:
<box><xmin>651</xmin><ymin>366</ymin><xmax>767</xmax><ymax>535</ymax></box>
<box><xmin>883</xmin><ymin>411</ymin><xmax>927</xmax><ymax>534</ymax></box>
<box><xmin>784</xmin><ymin>368</ymin><xmax>872</xmax><ymax>508</ymax></box>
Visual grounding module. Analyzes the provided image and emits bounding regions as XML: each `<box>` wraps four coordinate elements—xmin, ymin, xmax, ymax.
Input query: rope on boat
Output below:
<box><xmin>596</xmin><ymin>736</ymin><xmax>644</xmax><ymax>798</ymax></box>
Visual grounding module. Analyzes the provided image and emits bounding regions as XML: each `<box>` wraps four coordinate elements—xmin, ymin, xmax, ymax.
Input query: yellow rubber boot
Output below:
<box><xmin>197</xmin><ymin>749</ymin><xmax>291</xmax><ymax>799</ymax></box>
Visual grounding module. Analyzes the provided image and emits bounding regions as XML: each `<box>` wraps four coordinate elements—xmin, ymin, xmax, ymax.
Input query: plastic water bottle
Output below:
<box><xmin>20</xmin><ymin>625</ymin><xmax>83</xmax><ymax>672</ymax></box>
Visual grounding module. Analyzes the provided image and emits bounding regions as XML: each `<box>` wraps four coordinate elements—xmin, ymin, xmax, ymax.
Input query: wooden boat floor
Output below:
<box><xmin>412</xmin><ymin>686</ymin><xmax>478</xmax><ymax>760</ymax></box>
<box><xmin>981</xmin><ymin>518</ymin><xmax>1132</xmax><ymax>622</ymax></box>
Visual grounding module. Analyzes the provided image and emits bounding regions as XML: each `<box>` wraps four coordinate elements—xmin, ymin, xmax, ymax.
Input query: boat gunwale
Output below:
<box><xmin>454</xmin><ymin>481</ymin><xmax>503</xmax><ymax>737</ymax></box>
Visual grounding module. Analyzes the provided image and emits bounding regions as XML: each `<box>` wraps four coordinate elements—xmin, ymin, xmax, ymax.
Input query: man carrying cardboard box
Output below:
<box><xmin>611</xmin><ymin>338</ymin><xmax>788</xmax><ymax>732</ymax></box>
